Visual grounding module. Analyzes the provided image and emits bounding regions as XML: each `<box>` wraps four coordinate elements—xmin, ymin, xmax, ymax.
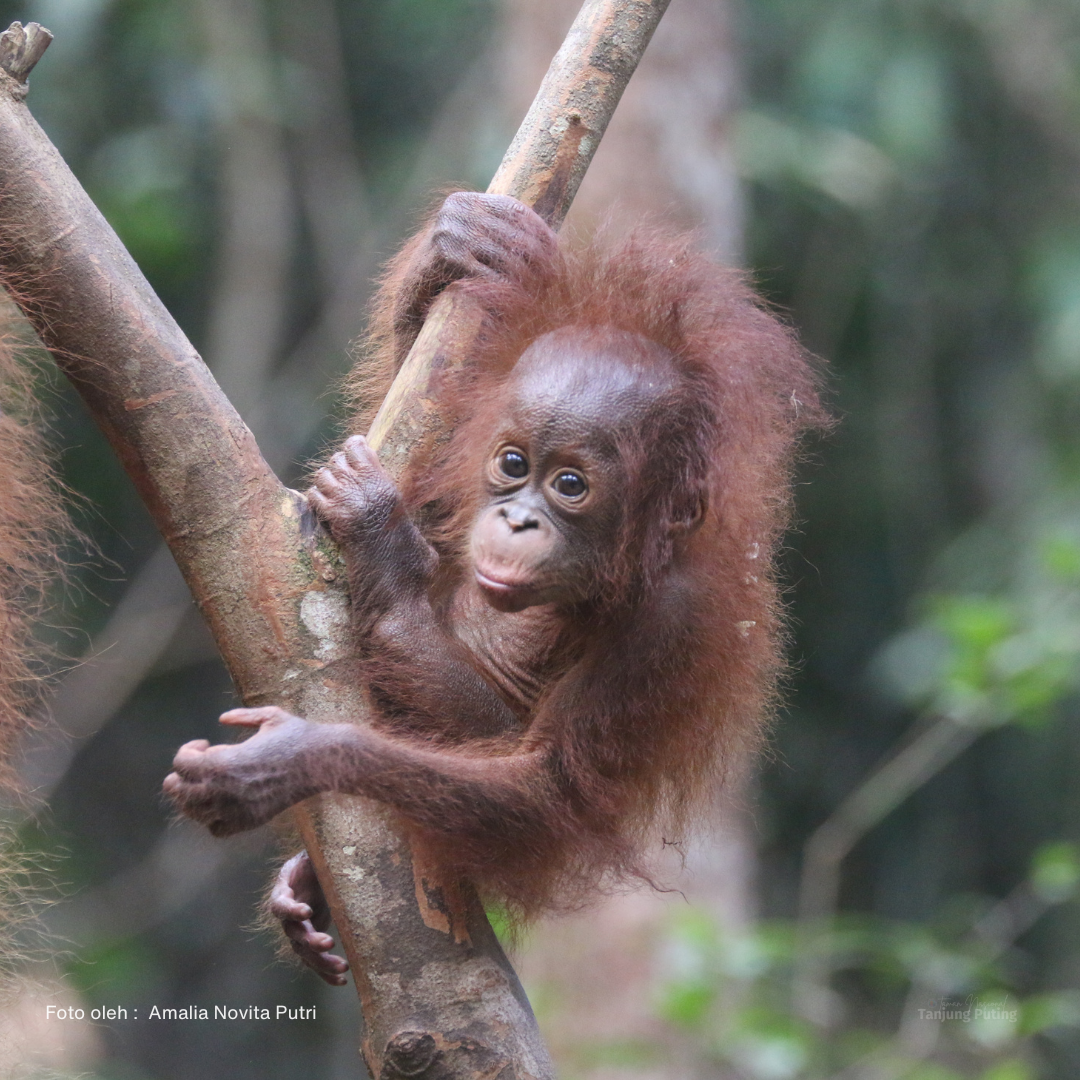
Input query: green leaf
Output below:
<box><xmin>933</xmin><ymin>597</ymin><xmax>1014</xmax><ymax>653</ymax></box>
<box><xmin>930</xmin><ymin>596</ymin><xmax>1016</xmax><ymax>697</ymax></box>
<box><xmin>1030</xmin><ymin>841</ymin><xmax>1080</xmax><ymax>902</ymax></box>
<box><xmin>979</xmin><ymin>1060</ymin><xmax>1036</xmax><ymax>1080</ymax></box>
<box><xmin>482</xmin><ymin>903</ymin><xmax>514</xmax><ymax>944</ymax></box>
<box><xmin>1020</xmin><ymin>990</ymin><xmax>1080</xmax><ymax>1034</ymax></box>
<box><xmin>668</xmin><ymin>905</ymin><xmax>719</xmax><ymax>949</ymax></box>
<box><xmin>657</xmin><ymin>980</ymin><xmax>715</xmax><ymax>1028</ymax></box>
<box><xmin>1041</xmin><ymin>535</ymin><xmax>1080</xmax><ymax>580</ymax></box>
<box><xmin>1003</xmin><ymin>654</ymin><xmax>1074</xmax><ymax>723</ymax></box>
<box><xmin>725</xmin><ymin>1006</ymin><xmax>815</xmax><ymax>1077</ymax></box>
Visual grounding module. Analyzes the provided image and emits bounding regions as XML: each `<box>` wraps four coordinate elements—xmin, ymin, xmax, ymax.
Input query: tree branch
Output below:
<box><xmin>0</xmin><ymin>1</ymin><xmax>669</xmax><ymax>1074</ymax></box>
<box><xmin>792</xmin><ymin>710</ymin><xmax>988</xmax><ymax>1028</ymax></box>
<box><xmin>0</xmin><ymin>22</ymin><xmax>51</xmax><ymax>87</ymax></box>
<box><xmin>370</xmin><ymin>0</ymin><xmax>671</xmax><ymax>480</ymax></box>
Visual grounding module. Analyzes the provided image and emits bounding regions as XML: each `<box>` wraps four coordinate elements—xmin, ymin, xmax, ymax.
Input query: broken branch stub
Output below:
<box><xmin>0</xmin><ymin>22</ymin><xmax>52</xmax><ymax>87</ymax></box>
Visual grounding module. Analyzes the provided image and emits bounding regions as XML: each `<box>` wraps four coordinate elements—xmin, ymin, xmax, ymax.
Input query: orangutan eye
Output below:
<box><xmin>552</xmin><ymin>471</ymin><xmax>587</xmax><ymax>499</ymax></box>
<box><xmin>497</xmin><ymin>450</ymin><xmax>529</xmax><ymax>479</ymax></box>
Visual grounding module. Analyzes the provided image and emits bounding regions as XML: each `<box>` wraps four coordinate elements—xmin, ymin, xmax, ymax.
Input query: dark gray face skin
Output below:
<box><xmin>470</xmin><ymin>327</ymin><xmax>678</xmax><ymax>613</ymax></box>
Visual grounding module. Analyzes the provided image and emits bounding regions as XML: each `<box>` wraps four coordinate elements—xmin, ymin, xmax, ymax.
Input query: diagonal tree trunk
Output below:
<box><xmin>0</xmin><ymin>4</ymin><xmax>669</xmax><ymax>1075</ymax></box>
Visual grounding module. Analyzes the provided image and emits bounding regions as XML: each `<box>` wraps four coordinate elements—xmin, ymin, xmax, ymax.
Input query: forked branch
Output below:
<box><xmin>0</xmin><ymin>1</ymin><xmax>669</xmax><ymax>1075</ymax></box>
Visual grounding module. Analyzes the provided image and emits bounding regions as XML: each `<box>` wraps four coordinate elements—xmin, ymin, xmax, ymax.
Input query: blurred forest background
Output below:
<box><xmin>3</xmin><ymin>0</ymin><xmax>1080</xmax><ymax>1077</ymax></box>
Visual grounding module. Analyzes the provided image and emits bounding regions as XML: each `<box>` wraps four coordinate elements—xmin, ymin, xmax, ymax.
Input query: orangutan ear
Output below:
<box><xmin>670</xmin><ymin>492</ymin><xmax>707</xmax><ymax>538</ymax></box>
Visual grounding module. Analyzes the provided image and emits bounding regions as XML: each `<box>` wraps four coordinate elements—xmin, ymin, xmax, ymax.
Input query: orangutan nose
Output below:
<box><xmin>501</xmin><ymin>503</ymin><xmax>540</xmax><ymax>532</ymax></box>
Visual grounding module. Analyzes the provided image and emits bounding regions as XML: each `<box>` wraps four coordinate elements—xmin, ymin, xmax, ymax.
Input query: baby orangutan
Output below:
<box><xmin>164</xmin><ymin>192</ymin><xmax>824</xmax><ymax>984</ymax></box>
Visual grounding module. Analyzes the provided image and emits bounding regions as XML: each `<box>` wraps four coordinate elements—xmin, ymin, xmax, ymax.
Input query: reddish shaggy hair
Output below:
<box><xmin>345</xmin><ymin>218</ymin><xmax>827</xmax><ymax>917</ymax></box>
<box><xmin>0</xmin><ymin>301</ymin><xmax>68</xmax><ymax>798</ymax></box>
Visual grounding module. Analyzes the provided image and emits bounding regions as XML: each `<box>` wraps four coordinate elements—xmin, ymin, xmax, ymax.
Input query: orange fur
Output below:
<box><xmin>342</xmin><ymin>216</ymin><xmax>828</xmax><ymax>917</ymax></box>
<box><xmin>0</xmin><ymin>300</ymin><xmax>67</xmax><ymax>799</ymax></box>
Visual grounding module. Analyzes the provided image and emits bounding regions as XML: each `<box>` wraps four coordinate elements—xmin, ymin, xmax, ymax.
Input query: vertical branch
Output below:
<box><xmin>274</xmin><ymin>0</ymin><xmax>372</xmax><ymax>288</ymax></box>
<box><xmin>196</xmin><ymin>0</ymin><xmax>293</xmax><ymax>416</ymax></box>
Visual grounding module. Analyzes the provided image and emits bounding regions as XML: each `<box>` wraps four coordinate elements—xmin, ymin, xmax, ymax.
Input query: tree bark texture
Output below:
<box><xmin>0</xmin><ymin>1</ymin><xmax>670</xmax><ymax>1075</ymax></box>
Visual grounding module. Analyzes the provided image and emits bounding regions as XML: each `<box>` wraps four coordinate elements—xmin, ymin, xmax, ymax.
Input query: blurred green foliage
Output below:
<box><xmin>651</xmin><ymin>843</ymin><xmax>1080</xmax><ymax>1077</ymax></box>
<box><xmin>727</xmin><ymin>0</ymin><xmax>1080</xmax><ymax>1075</ymax></box>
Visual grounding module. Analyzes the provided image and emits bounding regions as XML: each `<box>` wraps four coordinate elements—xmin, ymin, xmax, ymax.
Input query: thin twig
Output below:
<box><xmin>794</xmin><ymin>710</ymin><xmax>987</xmax><ymax>1025</ymax></box>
